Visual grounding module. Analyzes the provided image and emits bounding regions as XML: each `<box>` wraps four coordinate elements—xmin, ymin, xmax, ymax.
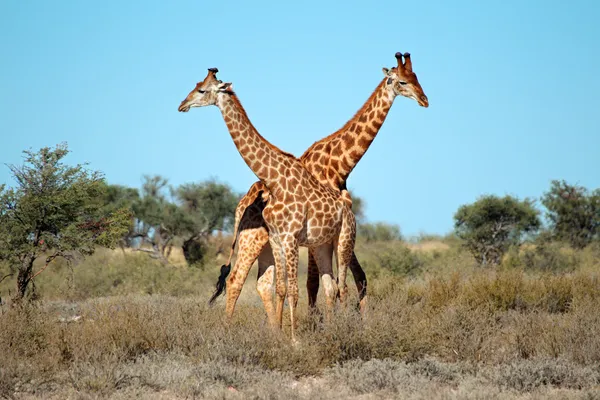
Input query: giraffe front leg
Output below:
<box><xmin>336</xmin><ymin>208</ymin><xmax>357</xmax><ymax>307</ymax></box>
<box><xmin>224</xmin><ymin>227</ymin><xmax>267</xmax><ymax>319</ymax></box>
<box><xmin>268</xmin><ymin>235</ymin><xmax>287</xmax><ymax>330</ymax></box>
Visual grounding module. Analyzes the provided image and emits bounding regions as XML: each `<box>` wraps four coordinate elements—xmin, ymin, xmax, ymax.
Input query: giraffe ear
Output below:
<box><xmin>382</xmin><ymin>67</ymin><xmax>391</xmax><ymax>76</ymax></box>
<box><xmin>218</xmin><ymin>82</ymin><xmax>233</xmax><ymax>91</ymax></box>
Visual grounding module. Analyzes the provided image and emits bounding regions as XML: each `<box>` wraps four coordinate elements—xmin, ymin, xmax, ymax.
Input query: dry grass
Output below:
<box><xmin>406</xmin><ymin>240</ymin><xmax>451</xmax><ymax>252</ymax></box>
<box><xmin>1</xmin><ymin>242</ymin><xmax>600</xmax><ymax>399</ymax></box>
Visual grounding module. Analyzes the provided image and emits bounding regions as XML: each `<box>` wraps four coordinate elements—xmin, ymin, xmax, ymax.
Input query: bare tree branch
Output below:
<box><xmin>30</xmin><ymin>253</ymin><xmax>60</xmax><ymax>281</ymax></box>
<box><xmin>0</xmin><ymin>273</ymin><xmax>13</xmax><ymax>285</ymax></box>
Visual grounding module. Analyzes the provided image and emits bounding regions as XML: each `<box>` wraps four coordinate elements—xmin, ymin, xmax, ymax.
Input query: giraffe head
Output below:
<box><xmin>178</xmin><ymin>68</ymin><xmax>232</xmax><ymax>112</ymax></box>
<box><xmin>382</xmin><ymin>52</ymin><xmax>428</xmax><ymax>107</ymax></box>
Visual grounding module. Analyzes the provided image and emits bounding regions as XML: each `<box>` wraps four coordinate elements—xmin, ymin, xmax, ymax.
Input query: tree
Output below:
<box><xmin>0</xmin><ymin>144</ymin><xmax>131</xmax><ymax>300</ymax></box>
<box><xmin>100</xmin><ymin>183</ymin><xmax>140</xmax><ymax>248</ymax></box>
<box><xmin>130</xmin><ymin>175</ymin><xmax>188</xmax><ymax>263</ymax></box>
<box><xmin>175</xmin><ymin>179</ymin><xmax>238</xmax><ymax>264</ymax></box>
<box><xmin>175</xmin><ymin>180</ymin><xmax>238</xmax><ymax>234</ymax></box>
<box><xmin>454</xmin><ymin>195</ymin><xmax>541</xmax><ymax>266</ymax></box>
<box><xmin>102</xmin><ymin>183</ymin><xmax>140</xmax><ymax>213</ymax></box>
<box><xmin>541</xmin><ymin>180</ymin><xmax>600</xmax><ymax>249</ymax></box>
<box><xmin>130</xmin><ymin>176</ymin><xmax>238</xmax><ymax>265</ymax></box>
<box><xmin>357</xmin><ymin>222</ymin><xmax>403</xmax><ymax>242</ymax></box>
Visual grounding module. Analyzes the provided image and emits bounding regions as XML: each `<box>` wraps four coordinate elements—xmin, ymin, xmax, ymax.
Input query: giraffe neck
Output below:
<box><xmin>300</xmin><ymin>79</ymin><xmax>395</xmax><ymax>189</ymax></box>
<box><xmin>216</xmin><ymin>93</ymin><xmax>293</xmax><ymax>191</ymax></box>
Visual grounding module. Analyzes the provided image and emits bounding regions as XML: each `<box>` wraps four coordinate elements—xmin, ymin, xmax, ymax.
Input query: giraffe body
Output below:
<box><xmin>214</xmin><ymin>53</ymin><xmax>429</xmax><ymax>318</ymax></box>
<box><xmin>178</xmin><ymin>69</ymin><xmax>361</xmax><ymax>340</ymax></box>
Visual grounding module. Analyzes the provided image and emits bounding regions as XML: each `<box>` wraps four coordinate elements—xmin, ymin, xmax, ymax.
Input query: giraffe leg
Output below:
<box><xmin>336</xmin><ymin>207</ymin><xmax>357</xmax><ymax>307</ymax></box>
<box><xmin>224</xmin><ymin>227</ymin><xmax>268</xmax><ymax>319</ymax></box>
<box><xmin>281</xmin><ymin>236</ymin><xmax>301</xmax><ymax>343</ymax></box>
<box><xmin>348</xmin><ymin>251</ymin><xmax>368</xmax><ymax>315</ymax></box>
<box><xmin>311</xmin><ymin>243</ymin><xmax>337</xmax><ymax>322</ymax></box>
<box><xmin>268</xmin><ymin>235</ymin><xmax>287</xmax><ymax>330</ymax></box>
<box><xmin>306</xmin><ymin>249</ymin><xmax>320</xmax><ymax>311</ymax></box>
<box><xmin>256</xmin><ymin>241</ymin><xmax>276</xmax><ymax>322</ymax></box>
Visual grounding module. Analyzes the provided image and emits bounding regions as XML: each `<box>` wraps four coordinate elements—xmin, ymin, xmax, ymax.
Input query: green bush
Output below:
<box><xmin>542</xmin><ymin>180</ymin><xmax>600</xmax><ymax>249</ymax></box>
<box><xmin>358</xmin><ymin>241</ymin><xmax>421</xmax><ymax>277</ymax></box>
<box><xmin>0</xmin><ymin>144</ymin><xmax>131</xmax><ymax>300</ymax></box>
<box><xmin>357</xmin><ymin>222</ymin><xmax>402</xmax><ymax>242</ymax></box>
<box><xmin>503</xmin><ymin>239</ymin><xmax>580</xmax><ymax>273</ymax></box>
<box><xmin>454</xmin><ymin>195</ymin><xmax>541</xmax><ymax>266</ymax></box>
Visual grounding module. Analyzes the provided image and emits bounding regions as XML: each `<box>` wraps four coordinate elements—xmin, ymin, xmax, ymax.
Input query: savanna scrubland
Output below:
<box><xmin>1</xmin><ymin>146</ymin><xmax>600</xmax><ymax>399</ymax></box>
<box><xmin>2</xmin><ymin>237</ymin><xmax>600</xmax><ymax>399</ymax></box>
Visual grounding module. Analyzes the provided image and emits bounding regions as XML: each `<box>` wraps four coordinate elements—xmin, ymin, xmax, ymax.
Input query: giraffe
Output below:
<box><xmin>178</xmin><ymin>68</ymin><xmax>357</xmax><ymax>341</ymax></box>
<box><xmin>210</xmin><ymin>52</ymin><xmax>428</xmax><ymax>318</ymax></box>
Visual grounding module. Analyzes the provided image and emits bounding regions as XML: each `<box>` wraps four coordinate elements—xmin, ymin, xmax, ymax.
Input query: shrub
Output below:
<box><xmin>358</xmin><ymin>241</ymin><xmax>421</xmax><ymax>277</ymax></box>
<box><xmin>0</xmin><ymin>144</ymin><xmax>131</xmax><ymax>300</ymax></box>
<box><xmin>454</xmin><ymin>195</ymin><xmax>541</xmax><ymax>266</ymax></box>
<box><xmin>541</xmin><ymin>180</ymin><xmax>600</xmax><ymax>249</ymax></box>
<box><xmin>357</xmin><ymin>222</ymin><xmax>402</xmax><ymax>242</ymax></box>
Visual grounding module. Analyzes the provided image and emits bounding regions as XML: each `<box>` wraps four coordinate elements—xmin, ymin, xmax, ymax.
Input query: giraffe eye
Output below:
<box><xmin>197</xmin><ymin>89</ymin><xmax>206</xmax><ymax>93</ymax></box>
<box><xmin>399</xmin><ymin>81</ymin><xmax>408</xmax><ymax>86</ymax></box>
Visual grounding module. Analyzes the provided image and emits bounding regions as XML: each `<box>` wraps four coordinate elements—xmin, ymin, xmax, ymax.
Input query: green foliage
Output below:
<box><xmin>375</xmin><ymin>242</ymin><xmax>422</xmax><ymax>276</ymax></box>
<box><xmin>100</xmin><ymin>183</ymin><xmax>140</xmax><ymax>246</ymax></box>
<box><xmin>0</xmin><ymin>144</ymin><xmax>131</xmax><ymax>299</ymax></box>
<box><xmin>101</xmin><ymin>183</ymin><xmax>139</xmax><ymax>213</ymax></box>
<box><xmin>541</xmin><ymin>180</ymin><xmax>600</xmax><ymax>249</ymax></box>
<box><xmin>358</xmin><ymin>222</ymin><xmax>402</xmax><ymax>242</ymax></box>
<box><xmin>504</xmin><ymin>234</ymin><xmax>581</xmax><ymax>273</ymax></box>
<box><xmin>124</xmin><ymin>175</ymin><xmax>238</xmax><ymax>266</ymax></box>
<box><xmin>356</xmin><ymin>241</ymin><xmax>422</xmax><ymax>277</ymax></box>
<box><xmin>175</xmin><ymin>180</ymin><xmax>237</xmax><ymax>265</ymax></box>
<box><xmin>454</xmin><ymin>195</ymin><xmax>541</xmax><ymax>266</ymax></box>
<box><xmin>175</xmin><ymin>179</ymin><xmax>238</xmax><ymax>234</ymax></box>
<box><xmin>125</xmin><ymin>175</ymin><xmax>187</xmax><ymax>263</ymax></box>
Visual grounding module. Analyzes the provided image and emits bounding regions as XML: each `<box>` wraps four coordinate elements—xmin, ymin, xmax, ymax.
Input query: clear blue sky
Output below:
<box><xmin>1</xmin><ymin>0</ymin><xmax>599</xmax><ymax>236</ymax></box>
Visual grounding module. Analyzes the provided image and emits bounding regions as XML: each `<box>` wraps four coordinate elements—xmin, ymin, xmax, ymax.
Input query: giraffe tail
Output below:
<box><xmin>207</xmin><ymin>199</ymin><xmax>243</xmax><ymax>306</ymax></box>
<box><xmin>208</xmin><ymin>264</ymin><xmax>232</xmax><ymax>306</ymax></box>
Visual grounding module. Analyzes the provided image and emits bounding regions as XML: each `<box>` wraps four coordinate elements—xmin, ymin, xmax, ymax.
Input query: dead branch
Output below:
<box><xmin>0</xmin><ymin>273</ymin><xmax>13</xmax><ymax>285</ymax></box>
<box><xmin>132</xmin><ymin>248</ymin><xmax>170</xmax><ymax>265</ymax></box>
<box><xmin>30</xmin><ymin>253</ymin><xmax>60</xmax><ymax>281</ymax></box>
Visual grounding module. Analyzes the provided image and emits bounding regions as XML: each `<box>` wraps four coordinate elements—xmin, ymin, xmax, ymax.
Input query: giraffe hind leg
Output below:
<box><xmin>311</xmin><ymin>243</ymin><xmax>337</xmax><ymax>323</ymax></box>
<box><xmin>348</xmin><ymin>251</ymin><xmax>368</xmax><ymax>314</ymax></box>
<box><xmin>224</xmin><ymin>227</ymin><xmax>268</xmax><ymax>319</ymax></box>
<box><xmin>306</xmin><ymin>249</ymin><xmax>320</xmax><ymax>311</ymax></box>
<box><xmin>256</xmin><ymin>240</ymin><xmax>277</xmax><ymax>323</ymax></box>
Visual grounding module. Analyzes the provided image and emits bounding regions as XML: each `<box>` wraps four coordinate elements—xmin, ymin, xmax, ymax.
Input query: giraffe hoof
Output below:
<box><xmin>291</xmin><ymin>337</ymin><xmax>302</xmax><ymax>348</ymax></box>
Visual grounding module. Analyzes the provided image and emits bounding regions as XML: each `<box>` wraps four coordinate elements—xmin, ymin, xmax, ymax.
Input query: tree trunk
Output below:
<box><xmin>16</xmin><ymin>255</ymin><xmax>35</xmax><ymax>300</ymax></box>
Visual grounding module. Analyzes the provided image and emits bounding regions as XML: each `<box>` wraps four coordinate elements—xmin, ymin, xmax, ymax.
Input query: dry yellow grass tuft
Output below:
<box><xmin>1</xmin><ymin>241</ymin><xmax>600</xmax><ymax>398</ymax></box>
<box><xmin>406</xmin><ymin>240</ymin><xmax>450</xmax><ymax>252</ymax></box>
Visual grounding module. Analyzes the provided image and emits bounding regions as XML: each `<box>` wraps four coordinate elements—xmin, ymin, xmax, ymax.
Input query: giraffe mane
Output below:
<box><xmin>300</xmin><ymin>78</ymin><xmax>387</xmax><ymax>160</ymax></box>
